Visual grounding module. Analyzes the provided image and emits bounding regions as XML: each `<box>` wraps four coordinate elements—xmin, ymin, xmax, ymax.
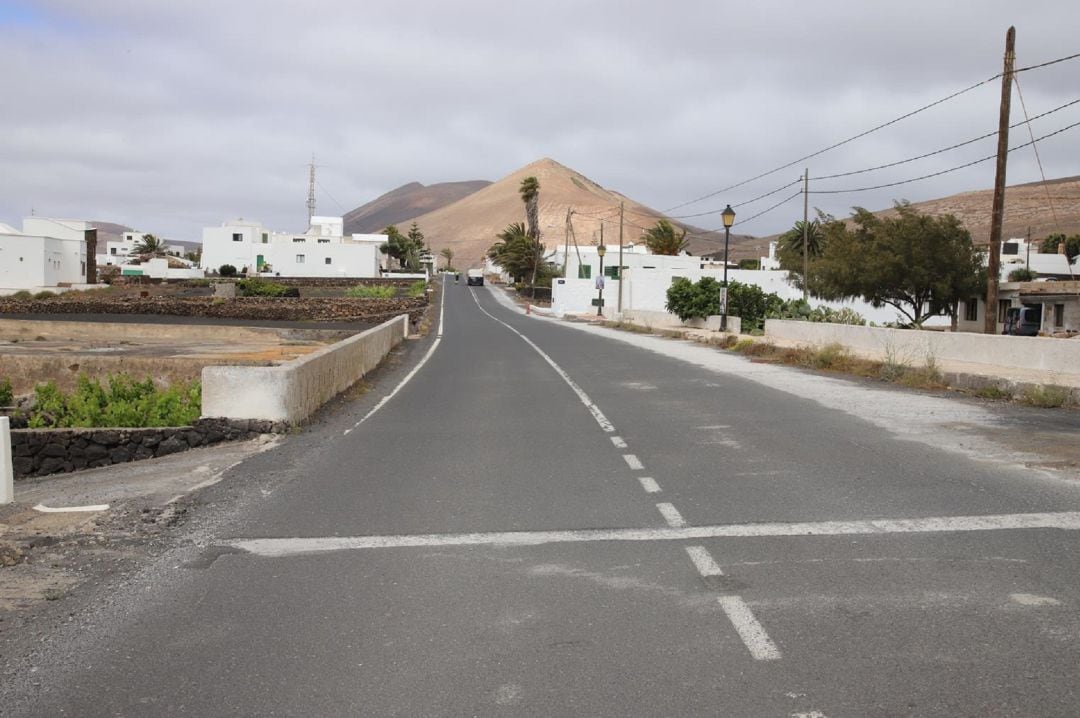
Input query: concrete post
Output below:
<box><xmin>1</xmin><ymin>417</ymin><xmax>13</xmax><ymax>504</ymax></box>
<box><xmin>84</xmin><ymin>228</ymin><xmax>98</xmax><ymax>284</ymax></box>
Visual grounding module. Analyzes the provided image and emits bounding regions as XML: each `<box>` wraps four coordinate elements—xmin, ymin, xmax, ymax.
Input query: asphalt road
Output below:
<box><xmin>12</xmin><ymin>281</ymin><xmax>1080</xmax><ymax>717</ymax></box>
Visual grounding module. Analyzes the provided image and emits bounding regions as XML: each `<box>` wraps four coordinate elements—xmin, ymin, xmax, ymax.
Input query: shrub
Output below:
<box><xmin>33</xmin><ymin>290</ymin><xmax>57</xmax><ymax>300</ymax></box>
<box><xmin>219</xmin><ymin>264</ymin><xmax>238</xmax><ymax>277</ymax></box>
<box><xmin>1020</xmin><ymin>385</ymin><xmax>1070</xmax><ymax>409</ymax></box>
<box><xmin>27</xmin><ymin>374</ymin><xmax>201</xmax><ymax>428</ymax></box>
<box><xmin>665</xmin><ymin>277</ymin><xmax>782</xmax><ymax>332</ymax></box>
<box><xmin>237</xmin><ymin>277</ymin><xmax>293</xmax><ymax>297</ymax></box>
<box><xmin>1007</xmin><ymin>267</ymin><xmax>1036</xmax><ymax>282</ymax></box>
<box><xmin>346</xmin><ymin>284</ymin><xmax>396</xmax><ymax>299</ymax></box>
<box><xmin>10</xmin><ymin>290</ymin><xmax>33</xmax><ymax>300</ymax></box>
<box><xmin>0</xmin><ymin>378</ymin><xmax>13</xmax><ymax>406</ymax></box>
<box><xmin>406</xmin><ymin>280</ymin><xmax>427</xmax><ymax>298</ymax></box>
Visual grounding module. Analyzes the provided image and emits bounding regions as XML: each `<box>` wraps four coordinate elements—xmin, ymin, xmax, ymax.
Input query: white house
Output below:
<box><xmin>0</xmin><ymin>218</ymin><xmax>89</xmax><ymax>291</ymax></box>
<box><xmin>201</xmin><ymin>216</ymin><xmax>385</xmax><ymax>278</ymax></box>
<box><xmin>97</xmin><ymin>231</ymin><xmax>187</xmax><ymax>267</ymax></box>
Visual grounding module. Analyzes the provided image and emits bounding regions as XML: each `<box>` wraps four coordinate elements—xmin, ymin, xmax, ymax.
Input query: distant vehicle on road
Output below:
<box><xmin>466</xmin><ymin>269</ymin><xmax>484</xmax><ymax>286</ymax></box>
<box><xmin>1003</xmin><ymin>305</ymin><xmax>1041</xmax><ymax>336</ymax></box>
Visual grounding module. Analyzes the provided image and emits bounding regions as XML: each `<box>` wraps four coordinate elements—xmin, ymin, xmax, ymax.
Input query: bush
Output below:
<box><xmin>0</xmin><ymin>378</ymin><xmax>13</xmax><ymax>406</ymax></box>
<box><xmin>406</xmin><ymin>280</ymin><xmax>427</xmax><ymax>297</ymax></box>
<box><xmin>665</xmin><ymin>278</ymin><xmax>783</xmax><ymax>333</ymax></box>
<box><xmin>1020</xmin><ymin>385</ymin><xmax>1071</xmax><ymax>409</ymax></box>
<box><xmin>346</xmin><ymin>284</ymin><xmax>396</xmax><ymax>299</ymax></box>
<box><xmin>1007</xmin><ymin>267</ymin><xmax>1037</xmax><ymax>282</ymax></box>
<box><xmin>219</xmin><ymin>264</ymin><xmax>238</xmax><ymax>277</ymax></box>
<box><xmin>237</xmin><ymin>277</ymin><xmax>294</xmax><ymax>297</ymax></box>
<box><xmin>10</xmin><ymin>290</ymin><xmax>33</xmax><ymax>300</ymax></box>
<box><xmin>33</xmin><ymin>290</ymin><xmax>57</xmax><ymax>300</ymax></box>
<box><xmin>27</xmin><ymin>374</ymin><xmax>201</xmax><ymax>429</ymax></box>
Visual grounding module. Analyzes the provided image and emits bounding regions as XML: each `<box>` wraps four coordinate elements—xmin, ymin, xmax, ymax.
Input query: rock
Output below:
<box><xmin>133</xmin><ymin>445</ymin><xmax>155</xmax><ymax>460</ymax></box>
<box><xmin>37</xmin><ymin>457</ymin><xmax>68</xmax><ymax>475</ymax></box>
<box><xmin>109</xmin><ymin>447</ymin><xmax>132</xmax><ymax>464</ymax></box>
<box><xmin>141</xmin><ymin>434</ymin><xmax>162</xmax><ymax>449</ymax></box>
<box><xmin>84</xmin><ymin>443</ymin><xmax>109</xmax><ymax>461</ymax></box>
<box><xmin>40</xmin><ymin>442</ymin><xmax>68</xmax><ymax>458</ymax></box>
<box><xmin>156</xmin><ymin>435</ymin><xmax>189</xmax><ymax>457</ymax></box>
<box><xmin>91</xmin><ymin>430</ymin><xmax>120</xmax><ymax>446</ymax></box>
<box><xmin>12</xmin><ymin>457</ymin><xmax>33</xmax><ymax>476</ymax></box>
<box><xmin>184</xmin><ymin>430</ymin><xmax>205</xmax><ymax>447</ymax></box>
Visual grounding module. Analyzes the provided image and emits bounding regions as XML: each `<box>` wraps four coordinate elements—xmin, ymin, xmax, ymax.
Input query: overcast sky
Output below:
<box><xmin>1</xmin><ymin>0</ymin><xmax>1077</xmax><ymax>241</ymax></box>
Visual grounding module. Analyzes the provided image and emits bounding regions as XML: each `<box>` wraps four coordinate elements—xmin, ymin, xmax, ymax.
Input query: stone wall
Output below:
<box><xmin>0</xmin><ymin>296</ymin><xmax>427</xmax><ymax>323</ymax></box>
<box><xmin>9</xmin><ymin>418</ymin><xmax>286</xmax><ymax>479</ymax></box>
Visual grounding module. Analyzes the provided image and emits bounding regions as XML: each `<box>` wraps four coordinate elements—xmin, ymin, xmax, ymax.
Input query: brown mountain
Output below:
<box><xmin>393</xmin><ymin>158</ymin><xmax>749</xmax><ymax>269</ymax></box>
<box><xmin>343</xmin><ymin>180</ymin><xmax>491</xmax><ymax>235</ymax></box>
<box><xmin>743</xmin><ymin>175</ymin><xmax>1080</xmax><ymax>261</ymax></box>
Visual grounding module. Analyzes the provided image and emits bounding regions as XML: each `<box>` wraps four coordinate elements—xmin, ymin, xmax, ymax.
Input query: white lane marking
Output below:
<box><xmin>685</xmin><ymin>545</ymin><xmax>724</xmax><ymax>576</ymax></box>
<box><xmin>469</xmin><ymin>288</ymin><xmax>615</xmax><ymax>433</ymax></box>
<box><xmin>792</xmin><ymin>711</ymin><xmax>830</xmax><ymax>718</ymax></box>
<box><xmin>33</xmin><ymin>503</ymin><xmax>109</xmax><ymax>513</ymax></box>
<box><xmin>344</xmin><ymin>281</ymin><xmax>446</xmax><ymax>435</ymax></box>
<box><xmin>622</xmin><ymin>454</ymin><xmax>644</xmax><ymax>470</ymax></box>
<box><xmin>436</xmin><ymin>277</ymin><xmax>446</xmax><ymax>338</ymax></box>
<box><xmin>224</xmin><ymin>511</ymin><xmax>1080</xmax><ymax>557</ymax></box>
<box><xmin>611</xmin><ymin>436</ymin><xmax>627</xmax><ymax>449</ymax></box>
<box><xmin>638</xmin><ymin>476</ymin><xmax>662</xmax><ymax>493</ymax></box>
<box><xmin>1009</xmin><ymin>593</ymin><xmax>1061</xmax><ymax>606</ymax></box>
<box><xmin>718</xmin><ymin>595</ymin><xmax>782</xmax><ymax>661</ymax></box>
<box><xmin>656</xmin><ymin>502</ymin><xmax>688</xmax><ymax>528</ymax></box>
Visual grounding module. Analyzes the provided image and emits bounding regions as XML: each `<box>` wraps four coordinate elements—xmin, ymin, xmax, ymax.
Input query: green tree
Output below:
<box><xmin>776</xmin><ymin>217</ymin><xmax>826</xmax><ymax>290</ymax></box>
<box><xmin>808</xmin><ymin>202</ymin><xmax>986</xmax><ymax>327</ymax></box>
<box><xmin>642</xmin><ymin>219</ymin><xmax>688</xmax><ymax>255</ymax></box>
<box><xmin>132</xmin><ymin>233</ymin><xmax>167</xmax><ymax>258</ymax></box>
<box><xmin>1039</xmin><ymin>233</ymin><xmax>1080</xmax><ymax>261</ymax></box>
<box><xmin>519</xmin><ymin>177</ymin><xmax>541</xmax><ymax>241</ymax></box>
<box><xmin>439</xmin><ymin>247</ymin><xmax>455</xmax><ymax>271</ymax></box>
<box><xmin>380</xmin><ymin>225</ymin><xmax>424</xmax><ymax>270</ymax></box>
<box><xmin>488</xmin><ymin>223</ymin><xmax>547</xmax><ymax>287</ymax></box>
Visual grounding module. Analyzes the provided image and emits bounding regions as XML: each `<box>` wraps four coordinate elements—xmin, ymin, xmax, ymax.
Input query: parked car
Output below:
<box><xmin>1003</xmin><ymin>305</ymin><xmax>1041</xmax><ymax>336</ymax></box>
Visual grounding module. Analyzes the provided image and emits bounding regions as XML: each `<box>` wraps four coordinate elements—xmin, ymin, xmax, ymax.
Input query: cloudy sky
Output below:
<box><xmin>1</xmin><ymin>0</ymin><xmax>1077</xmax><ymax>241</ymax></box>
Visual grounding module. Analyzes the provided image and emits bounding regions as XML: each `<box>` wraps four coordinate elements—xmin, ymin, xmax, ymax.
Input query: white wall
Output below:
<box><xmin>0</xmin><ymin>232</ymin><xmax>85</xmax><ymax>289</ymax></box>
<box><xmin>202</xmin><ymin>219</ymin><xmax>383</xmax><ymax>277</ymax></box>
<box><xmin>765</xmin><ymin>319</ymin><xmax>1080</xmax><ymax>375</ymax></box>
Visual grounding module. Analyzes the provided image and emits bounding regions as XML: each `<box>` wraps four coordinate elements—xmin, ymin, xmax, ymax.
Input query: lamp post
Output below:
<box><xmin>596</xmin><ymin>244</ymin><xmax>606</xmax><ymax>316</ymax></box>
<box><xmin>720</xmin><ymin>204</ymin><xmax>736</xmax><ymax>331</ymax></box>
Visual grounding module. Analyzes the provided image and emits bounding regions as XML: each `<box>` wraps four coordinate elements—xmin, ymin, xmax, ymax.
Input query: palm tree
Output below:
<box><xmin>439</xmin><ymin>247</ymin><xmax>454</xmax><ymax>271</ymax></box>
<box><xmin>132</xmin><ymin>233</ymin><xmax>168</xmax><ymax>258</ymax></box>
<box><xmin>779</xmin><ymin>220</ymin><xmax>824</xmax><ymax>257</ymax></box>
<box><xmin>642</xmin><ymin>220</ymin><xmax>688</xmax><ymax>256</ymax></box>
<box><xmin>519</xmin><ymin>177</ymin><xmax>540</xmax><ymax>241</ymax></box>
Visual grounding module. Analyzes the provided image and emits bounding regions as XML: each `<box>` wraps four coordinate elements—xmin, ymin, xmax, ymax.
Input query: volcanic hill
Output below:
<box><xmin>343</xmin><ymin>180</ymin><xmax>491</xmax><ymax>235</ymax></box>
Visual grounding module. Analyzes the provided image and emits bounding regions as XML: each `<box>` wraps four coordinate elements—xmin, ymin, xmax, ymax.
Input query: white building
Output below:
<box><xmin>201</xmin><ymin>216</ymin><xmax>385</xmax><ymax>278</ymax></box>
<box><xmin>97</xmin><ymin>231</ymin><xmax>186</xmax><ymax>267</ymax></box>
<box><xmin>0</xmin><ymin>218</ymin><xmax>90</xmax><ymax>291</ymax></box>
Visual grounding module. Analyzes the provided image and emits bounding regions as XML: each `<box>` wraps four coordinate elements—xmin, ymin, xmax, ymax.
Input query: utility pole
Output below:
<box><xmin>618</xmin><ymin>201</ymin><xmax>625</xmax><ymax>313</ymax></box>
<box><xmin>563</xmin><ymin>208</ymin><xmax>572</xmax><ymax>277</ymax></box>
<box><xmin>985</xmin><ymin>26</ymin><xmax>1016</xmax><ymax>334</ymax></box>
<box><xmin>307</xmin><ymin>155</ymin><xmax>317</xmax><ymax>228</ymax></box>
<box><xmin>802</xmin><ymin>168</ymin><xmax>809</xmax><ymax>301</ymax></box>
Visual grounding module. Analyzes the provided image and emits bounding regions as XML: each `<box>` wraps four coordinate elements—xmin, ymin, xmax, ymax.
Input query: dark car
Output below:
<box><xmin>1003</xmin><ymin>305</ymin><xmax>1041</xmax><ymax>336</ymax></box>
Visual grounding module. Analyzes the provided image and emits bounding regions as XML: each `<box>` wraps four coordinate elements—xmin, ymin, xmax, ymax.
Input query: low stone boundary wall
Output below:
<box><xmin>0</xmin><ymin>296</ymin><xmax>426</xmax><ymax>323</ymax></box>
<box><xmin>201</xmin><ymin>314</ymin><xmax>409</xmax><ymax>424</ymax></box>
<box><xmin>10</xmin><ymin>418</ymin><xmax>284</xmax><ymax>479</ymax></box>
<box><xmin>764</xmin><ymin>320</ymin><xmax>1080</xmax><ymax>375</ymax></box>
<box><xmin>622</xmin><ymin>310</ymin><xmax>741</xmax><ymax>334</ymax></box>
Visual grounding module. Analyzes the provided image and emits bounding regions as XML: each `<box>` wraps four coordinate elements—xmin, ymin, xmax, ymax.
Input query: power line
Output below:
<box><xmin>809</xmin><ymin>119</ymin><xmax>1080</xmax><ymax>195</ymax></box>
<box><xmin>664</xmin><ymin>74</ymin><xmax>1001</xmax><ymax>212</ymax></box>
<box><xmin>729</xmin><ymin>191</ymin><xmax>803</xmax><ymax>228</ymax></box>
<box><xmin>1014</xmin><ymin>51</ymin><xmax>1080</xmax><ymax>74</ymax></box>
<box><xmin>668</xmin><ymin>179</ymin><xmax>802</xmax><ymax>219</ymax></box>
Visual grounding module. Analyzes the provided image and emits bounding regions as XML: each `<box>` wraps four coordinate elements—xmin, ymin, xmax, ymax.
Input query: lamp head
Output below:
<box><xmin>721</xmin><ymin>205</ymin><xmax>736</xmax><ymax>229</ymax></box>
<box><xmin>597</xmin><ymin>244</ymin><xmax>606</xmax><ymax>258</ymax></box>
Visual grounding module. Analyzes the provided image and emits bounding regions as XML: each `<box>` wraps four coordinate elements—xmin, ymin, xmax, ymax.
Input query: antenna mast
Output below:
<box><xmin>307</xmin><ymin>155</ymin><xmax>317</xmax><ymax>227</ymax></box>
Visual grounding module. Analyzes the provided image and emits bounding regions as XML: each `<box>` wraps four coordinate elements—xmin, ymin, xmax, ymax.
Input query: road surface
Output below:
<box><xmin>11</xmin><ymin>281</ymin><xmax>1080</xmax><ymax>717</ymax></box>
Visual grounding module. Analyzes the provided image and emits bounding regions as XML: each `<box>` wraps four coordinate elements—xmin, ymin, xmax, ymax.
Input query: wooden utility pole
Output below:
<box><xmin>985</xmin><ymin>26</ymin><xmax>1016</xmax><ymax>334</ymax></box>
<box><xmin>563</xmin><ymin>208</ymin><xmax>572</xmax><ymax>277</ymax></box>
<box><xmin>802</xmin><ymin>169</ymin><xmax>809</xmax><ymax>301</ymax></box>
<box><xmin>618</xmin><ymin>201</ymin><xmax>625</xmax><ymax>313</ymax></box>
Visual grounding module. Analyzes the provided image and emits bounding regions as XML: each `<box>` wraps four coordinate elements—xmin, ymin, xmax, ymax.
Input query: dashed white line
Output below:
<box><xmin>718</xmin><ymin>595</ymin><xmax>782</xmax><ymax>661</ymax></box>
<box><xmin>470</xmin><ymin>288</ymin><xmax>615</xmax><ymax>433</ymax></box>
<box><xmin>611</xmin><ymin>436</ymin><xmax>628</xmax><ymax>449</ymax></box>
<box><xmin>685</xmin><ymin>545</ymin><xmax>723</xmax><ymax>576</ymax></box>
<box><xmin>622</xmin><ymin>454</ymin><xmax>644</xmax><ymax>470</ymax></box>
<box><xmin>656</xmin><ymin>502</ymin><xmax>688</xmax><ymax>528</ymax></box>
<box><xmin>638</xmin><ymin>477</ymin><xmax>662</xmax><ymax>494</ymax></box>
<box><xmin>225</xmin><ymin>511</ymin><xmax>1080</xmax><ymax>556</ymax></box>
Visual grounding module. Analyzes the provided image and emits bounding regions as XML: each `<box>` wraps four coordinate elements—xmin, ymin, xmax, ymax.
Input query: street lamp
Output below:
<box><xmin>720</xmin><ymin>204</ymin><xmax>736</xmax><ymax>332</ymax></box>
<box><xmin>596</xmin><ymin>244</ymin><xmax>606</xmax><ymax>316</ymax></box>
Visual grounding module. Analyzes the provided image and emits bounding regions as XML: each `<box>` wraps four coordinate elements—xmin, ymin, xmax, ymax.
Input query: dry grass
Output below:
<box><xmin>1020</xmin><ymin>385</ymin><xmax>1072</xmax><ymax>408</ymax></box>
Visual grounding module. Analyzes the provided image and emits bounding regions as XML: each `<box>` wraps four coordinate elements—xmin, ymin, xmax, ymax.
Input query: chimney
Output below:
<box><xmin>84</xmin><ymin>228</ymin><xmax>97</xmax><ymax>284</ymax></box>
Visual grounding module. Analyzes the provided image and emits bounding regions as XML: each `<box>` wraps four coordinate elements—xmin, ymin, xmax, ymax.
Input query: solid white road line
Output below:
<box><xmin>469</xmin><ymin>288</ymin><xmax>616</xmax><ymax>433</ymax></box>
<box><xmin>718</xmin><ymin>595</ymin><xmax>782</xmax><ymax>661</ymax></box>
<box><xmin>622</xmin><ymin>454</ymin><xmax>644</xmax><ymax>470</ymax></box>
<box><xmin>685</xmin><ymin>545</ymin><xmax>724</xmax><ymax>576</ymax></box>
<box><xmin>611</xmin><ymin>436</ymin><xmax>628</xmax><ymax>449</ymax></box>
<box><xmin>225</xmin><ymin>510</ymin><xmax>1080</xmax><ymax>557</ymax></box>
<box><xmin>656</xmin><ymin>502</ymin><xmax>688</xmax><ymax>528</ymax></box>
<box><xmin>344</xmin><ymin>280</ymin><xmax>446</xmax><ymax>435</ymax></box>
<box><xmin>638</xmin><ymin>477</ymin><xmax>662</xmax><ymax>493</ymax></box>
<box><xmin>33</xmin><ymin>503</ymin><xmax>109</xmax><ymax>513</ymax></box>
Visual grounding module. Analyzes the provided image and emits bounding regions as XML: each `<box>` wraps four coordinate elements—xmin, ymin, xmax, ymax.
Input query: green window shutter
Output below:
<box><xmin>604</xmin><ymin>265</ymin><xmax>620</xmax><ymax>279</ymax></box>
<box><xmin>578</xmin><ymin>265</ymin><xmax>592</xmax><ymax>279</ymax></box>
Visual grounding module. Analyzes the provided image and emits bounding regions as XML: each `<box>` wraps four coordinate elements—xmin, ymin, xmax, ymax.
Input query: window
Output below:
<box><xmin>232</xmin><ymin>233</ymin><xmax>243</xmax><ymax>242</ymax></box>
<box><xmin>261</xmin><ymin>233</ymin><xmax>268</xmax><ymax>244</ymax></box>
<box><xmin>324</xmin><ymin>257</ymin><xmax>332</xmax><ymax>265</ymax></box>
<box><xmin>1055</xmin><ymin>304</ymin><xmax>1065</xmax><ymax>327</ymax></box>
<box><xmin>577</xmin><ymin>265</ymin><xmax>592</xmax><ymax>279</ymax></box>
<box><xmin>293</xmin><ymin>237</ymin><xmax>305</xmax><ymax>243</ymax></box>
<box><xmin>604</xmin><ymin>265</ymin><xmax>620</xmax><ymax>279</ymax></box>
<box><xmin>963</xmin><ymin>298</ymin><xmax>978</xmax><ymax>322</ymax></box>
<box><xmin>998</xmin><ymin>299</ymin><xmax>1011</xmax><ymax>323</ymax></box>
<box><xmin>296</xmin><ymin>254</ymin><xmax>305</xmax><ymax>264</ymax></box>
<box><xmin>317</xmin><ymin>238</ymin><xmax>330</xmax><ymax>244</ymax></box>
<box><xmin>1002</xmin><ymin>242</ymin><xmax>1019</xmax><ymax>255</ymax></box>
<box><xmin>110</xmin><ymin>247</ymin><xmax>117</xmax><ymax>255</ymax></box>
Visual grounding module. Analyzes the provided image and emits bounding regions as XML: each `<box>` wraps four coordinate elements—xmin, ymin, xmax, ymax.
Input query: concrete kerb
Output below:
<box><xmin>201</xmin><ymin>314</ymin><xmax>409</xmax><ymax>424</ymax></box>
